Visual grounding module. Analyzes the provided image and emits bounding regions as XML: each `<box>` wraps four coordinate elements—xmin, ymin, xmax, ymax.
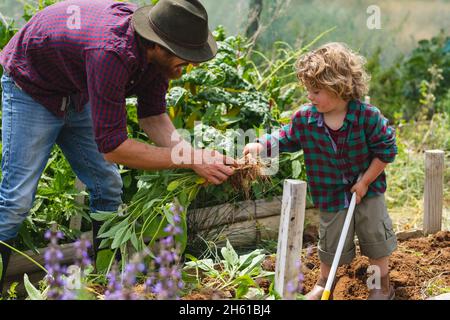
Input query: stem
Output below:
<box><xmin>105</xmin><ymin>248</ymin><xmax>119</xmax><ymax>276</ymax></box>
<box><xmin>0</xmin><ymin>240</ymin><xmax>48</xmax><ymax>273</ymax></box>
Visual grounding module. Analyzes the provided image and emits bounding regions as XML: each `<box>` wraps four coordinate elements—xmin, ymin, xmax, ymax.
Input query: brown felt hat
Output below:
<box><xmin>132</xmin><ymin>0</ymin><xmax>217</xmax><ymax>63</ymax></box>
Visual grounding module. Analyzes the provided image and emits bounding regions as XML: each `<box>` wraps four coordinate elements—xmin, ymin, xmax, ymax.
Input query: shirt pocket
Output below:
<box><xmin>345</xmin><ymin>131</ymin><xmax>369</xmax><ymax>163</ymax></box>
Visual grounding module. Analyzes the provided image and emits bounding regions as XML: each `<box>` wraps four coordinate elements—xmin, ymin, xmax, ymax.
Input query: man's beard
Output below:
<box><xmin>152</xmin><ymin>57</ymin><xmax>187</xmax><ymax>79</ymax></box>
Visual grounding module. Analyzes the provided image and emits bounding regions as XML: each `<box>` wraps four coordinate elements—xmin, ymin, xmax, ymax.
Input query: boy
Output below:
<box><xmin>244</xmin><ymin>42</ymin><xmax>398</xmax><ymax>300</ymax></box>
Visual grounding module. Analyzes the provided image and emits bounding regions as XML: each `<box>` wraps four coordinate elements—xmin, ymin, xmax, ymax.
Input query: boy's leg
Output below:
<box><xmin>354</xmin><ymin>194</ymin><xmax>397</xmax><ymax>300</ymax></box>
<box><xmin>55</xmin><ymin>102</ymin><xmax>123</xmax><ymax>260</ymax></box>
<box><xmin>0</xmin><ymin>74</ymin><xmax>64</xmax><ymax>289</ymax></box>
<box><xmin>305</xmin><ymin>208</ymin><xmax>357</xmax><ymax>300</ymax></box>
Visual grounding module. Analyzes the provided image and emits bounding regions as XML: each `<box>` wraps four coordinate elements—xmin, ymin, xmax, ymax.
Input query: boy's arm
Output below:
<box><xmin>365</xmin><ymin>107</ymin><xmax>397</xmax><ymax>163</ymax></box>
<box><xmin>351</xmin><ymin>157</ymin><xmax>388</xmax><ymax>204</ymax></box>
<box><xmin>351</xmin><ymin>107</ymin><xmax>398</xmax><ymax>203</ymax></box>
<box><xmin>254</xmin><ymin>112</ymin><xmax>303</xmax><ymax>157</ymax></box>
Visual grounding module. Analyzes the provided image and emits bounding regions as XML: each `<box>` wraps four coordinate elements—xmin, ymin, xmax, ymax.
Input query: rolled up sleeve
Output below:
<box><xmin>85</xmin><ymin>49</ymin><xmax>129</xmax><ymax>153</ymax></box>
<box><xmin>365</xmin><ymin>107</ymin><xmax>397</xmax><ymax>163</ymax></box>
<box><xmin>257</xmin><ymin>111</ymin><xmax>303</xmax><ymax>157</ymax></box>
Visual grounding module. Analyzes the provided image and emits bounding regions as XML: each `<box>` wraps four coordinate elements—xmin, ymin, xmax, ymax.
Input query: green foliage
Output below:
<box><xmin>0</xmin><ymin>13</ymin><xmax>17</xmax><ymax>49</ymax></box>
<box><xmin>369</xmin><ymin>32</ymin><xmax>450</xmax><ymax>122</ymax></box>
<box><xmin>183</xmin><ymin>239</ymin><xmax>273</xmax><ymax>299</ymax></box>
<box><xmin>94</xmin><ymin>172</ymin><xmax>204</xmax><ymax>271</ymax></box>
<box><xmin>22</xmin><ymin>0</ymin><xmax>59</xmax><ymax>22</ymax></box>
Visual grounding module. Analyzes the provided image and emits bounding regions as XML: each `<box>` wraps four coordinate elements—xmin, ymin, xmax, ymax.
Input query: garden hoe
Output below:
<box><xmin>321</xmin><ymin>174</ymin><xmax>362</xmax><ymax>300</ymax></box>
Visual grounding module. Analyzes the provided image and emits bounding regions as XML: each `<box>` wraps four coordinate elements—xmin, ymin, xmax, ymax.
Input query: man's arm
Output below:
<box><xmin>138</xmin><ymin>113</ymin><xmax>189</xmax><ymax>149</ymax></box>
<box><xmin>103</xmin><ymin>138</ymin><xmax>235</xmax><ymax>185</ymax></box>
<box><xmin>103</xmin><ymin>138</ymin><xmax>186</xmax><ymax>170</ymax></box>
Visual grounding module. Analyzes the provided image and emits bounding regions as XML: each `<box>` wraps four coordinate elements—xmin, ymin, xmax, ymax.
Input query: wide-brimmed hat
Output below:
<box><xmin>132</xmin><ymin>0</ymin><xmax>217</xmax><ymax>63</ymax></box>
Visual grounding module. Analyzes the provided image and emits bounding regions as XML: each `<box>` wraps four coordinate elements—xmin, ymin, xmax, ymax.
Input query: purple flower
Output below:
<box><xmin>144</xmin><ymin>209</ymin><xmax>184</xmax><ymax>300</ymax></box>
<box><xmin>44</xmin><ymin>228</ymin><xmax>66</xmax><ymax>300</ymax></box>
<box><xmin>74</xmin><ymin>236</ymin><xmax>92</xmax><ymax>274</ymax></box>
<box><xmin>104</xmin><ymin>265</ymin><xmax>125</xmax><ymax>300</ymax></box>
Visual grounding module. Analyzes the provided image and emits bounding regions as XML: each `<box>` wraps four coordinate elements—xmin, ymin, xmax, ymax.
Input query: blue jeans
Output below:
<box><xmin>0</xmin><ymin>74</ymin><xmax>123</xmax><ymax>241</ymax></box>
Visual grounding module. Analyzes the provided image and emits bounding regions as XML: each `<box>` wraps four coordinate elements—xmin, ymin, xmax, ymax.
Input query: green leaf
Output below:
<box><xmin>142</xmin><ymin>216</ymin><xmax>168</xmax><ymax>239</ymax></box>
<box><xmin>184</xmin><ymin>254</ymin><xmax>198</xmax><ymax>262</ymax></box>
<box><xmin>90</xmin><ymin>211</ymin><xmax>117</xmax><ymax>222</ymax></box>
<box><xmin>111</xmin><ymin>226</ymin><xmax>132</xmax><ymax>249</ymax></box>
<box><xmin>167</xmin><ymin>180</ymin><xmax>181</xmax><ymax>191</ymax></box>
<box><xmin>239</xmin><ymin>254</ymin><xmax>266</xmax><ymax>277</ymax></box>
<box><xmin>24</xmin><ymin>274</ymin><xmax>44</xmax><ymax>300</ymax></box>
<box><xmin>98</xmin><ymin>218</ymin><xmax>129</xmax><ymax>239</ymax></box>
<box><xmin>142</xmin><ymin>198</ymin><xmax>162</xmax><ymax>212</ymax></box>
<box><xmin>122</xmin><ymin>174</ymin><xmax>132</xmax><ymax>189</ymax></box>
<box><xmin>98</xmin><ymin>238</ymin><xmax>111</xmax><ymax>250</ymax></box>
<box><xmin>221</xmin><ymin>240</ymin><xmax>239</xmax><ymax>273</ymax></box>
<box><xmin>238</xmin><ymin>249</ymin><xmax>265</xmax><ymax>270</ymax></box>
<box><xmin>188</xmin><ymin>186</ymin><xmax>200</xmax><ymax>202</ymax></box>
<box><xmin>235</xmin><ymin>284</ymin><xmax>249</xmax><ymax>299</ymax></box>
<box><xmin>233</xmin><ymin>275</ymin><xmax>256</xmax><ymax>299</ymax></box>
<box><xmin>183</xmin><ymin>259</ymin><xmax>218</xmax><ymax>275</ymax></box>
<box><xmin>130</xmin><ymin>232</ymin><xmax>140</xmax><ymax>251</ymax></box>
<box><xmin>195</xmin><ymin>177</ymin><xmax>206</xmax><ymax>184</ymax></box>
<box><xmin>95</xmin><ymin>250</ymin><xmax>115</xmax><ymax>274</ymax></box>
<box><xmin>292</xmin><ymin>160</ymin><xmax>302</xmax><ymax>178</ymax></box>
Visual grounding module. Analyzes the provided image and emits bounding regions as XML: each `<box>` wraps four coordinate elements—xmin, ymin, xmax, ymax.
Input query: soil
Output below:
<box><xmin>184</xmin><ymin>230</ymin><xmax>450</xmax><ymax>300</ymax></box>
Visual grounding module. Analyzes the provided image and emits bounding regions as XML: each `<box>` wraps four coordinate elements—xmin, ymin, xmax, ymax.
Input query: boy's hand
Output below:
<box><xmin>243</xmin><ymin>142</ymin><xmax>264</xmax><ymax>158</ymax></box>
<box><xmin>350</xmin><ymin>181</ymin><xmax>369</xmax><ymax>204</ymax></box>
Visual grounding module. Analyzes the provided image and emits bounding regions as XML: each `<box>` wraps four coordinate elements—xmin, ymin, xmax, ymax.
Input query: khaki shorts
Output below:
<box><xmin>318</xmin><ymin>194</ymin><xmax>397</xmax><ymax>266</ymax></box>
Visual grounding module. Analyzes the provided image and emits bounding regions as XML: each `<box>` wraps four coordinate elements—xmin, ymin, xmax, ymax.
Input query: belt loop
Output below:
<box><xmin>61</xmin><ymin>96</ymin><xmax>67</xmax><ymax>111</ymax></box>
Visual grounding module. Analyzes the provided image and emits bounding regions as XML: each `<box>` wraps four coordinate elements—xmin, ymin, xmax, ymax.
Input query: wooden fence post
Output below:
<box><xmin>275</xmin><ymin>179</ymin><xmax>307</xmax><ymax>299</ymax></box>
<box><xmin>423</xmin><ymin>150</ymin><xmax>445</xmax><ymax>235</ymax></box>
<box><xmin>69</xmin><ymin>177</ymin><xmax>86</xmax><ymax>231</ymax></box>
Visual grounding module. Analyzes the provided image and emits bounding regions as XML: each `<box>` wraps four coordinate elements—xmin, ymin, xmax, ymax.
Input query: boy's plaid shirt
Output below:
<box><xmin>258</xmin><ymin>100</ymin><xmax>397</xmax><ymax>212</ymax></box>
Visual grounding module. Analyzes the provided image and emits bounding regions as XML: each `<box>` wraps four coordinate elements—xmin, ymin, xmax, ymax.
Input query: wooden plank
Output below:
<box><xmin>275</xmin><ymin>179</ymin><xmax>307</xmax><ymax>299</ymax></box>
<box><xmin>256</xmin><ymin>215</ymin><xmax>281</xmax><ymax>240</ymax></box>
<box><xmin>69</xmin><ymin>178</ymin><xmax>86</xmax><ymax>231</ymax></box>
<box><xmin>188</xmin><ymin>200</ymin><xmax>255</xmax><ymax>231</ymax></box>
<box><xmin>6</xmin><ymin>232</ymin><xmax>93</xmax><ymax>277</ymax></box>
<box><xmin>210</xmin><ymin>220</ymin><xmax>258</xmax><ymax>248</ymax></box>
<box><xmin>424</xmin><ymin>150</ymin><xmax>444</xmax><ymax>235</ymax></box>
<box><xmin>395</xmin><ymin>230</ymin><xmax>424</xmax><ymax>241</ymax></box>
<box><xmin>255</xmin><ymin>196</ymin><xmax>282</xmax><ymax>218</ymax></box>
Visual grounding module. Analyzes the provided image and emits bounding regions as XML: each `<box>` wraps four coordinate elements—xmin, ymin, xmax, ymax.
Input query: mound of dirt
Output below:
<box><xmin>263</xmin><ymin>230</ymin><xmax>450</xmax><ymax>300</ymax></box>
<box><xmin>181</xmin><ymin>231</ymin><xmax>448</xmax><ymax>300</ymax></box>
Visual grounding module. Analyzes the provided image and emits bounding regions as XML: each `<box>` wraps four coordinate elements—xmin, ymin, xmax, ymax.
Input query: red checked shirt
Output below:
<box><xmin>258</xmin><ymin>100</ymin><xmax>398</xmax><ymax>212</ymax></box>
<box><xmin>0</xmin><ymin>0</ymin><xmax>168</xmax><ymax>153</ymax></box>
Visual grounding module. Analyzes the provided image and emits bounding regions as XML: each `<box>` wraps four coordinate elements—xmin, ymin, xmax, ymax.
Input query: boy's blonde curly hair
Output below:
<box><xmin>295</xmin><ymin>42</ymin><xmax>370</xmax><ymax>101</ymax></box>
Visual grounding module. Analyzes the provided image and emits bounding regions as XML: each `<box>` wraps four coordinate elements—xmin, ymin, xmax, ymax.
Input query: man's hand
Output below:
<box><xmin>191</xmin><ymin>149</ymin><xmax>236</xmax><ymax>185</ymax></box>
<box><xmin>243</xmin><ymin>143</ymin><xmax>264</xmax><ymax>158</ymax></box>
<box><xmin>350</xmin><ymin>180</ymin><xmax>369</xmax><ymax>204</ymax></box>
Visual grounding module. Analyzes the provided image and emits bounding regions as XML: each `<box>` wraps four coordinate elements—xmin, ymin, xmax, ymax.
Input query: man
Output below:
<box><xmin>0</xmin><ymin>0</ymin><xmax>235</xmax><ymax>293</ymax></box>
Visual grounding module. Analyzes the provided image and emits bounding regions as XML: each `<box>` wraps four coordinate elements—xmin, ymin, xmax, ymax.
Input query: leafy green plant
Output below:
<box><xmin>183</xmin><ymin>239</ymin><xmax>274</xmax><ymax>299</ymax></box>
<box><xmin>93</xmin><ymin>171</ymin><xmax>205</xmax><ymax>273</ymax></box>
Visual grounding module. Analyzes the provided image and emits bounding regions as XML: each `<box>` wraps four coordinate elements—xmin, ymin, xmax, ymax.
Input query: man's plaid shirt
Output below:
<box><xmin>259</xmin><ymin>100</ymin><xmax>397</xmax><ymax>212</ymax></box>
<box><xmin>0</xmin><ymin>0</ymin><xmax>168</xmax><ymax>153</ymax></box>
